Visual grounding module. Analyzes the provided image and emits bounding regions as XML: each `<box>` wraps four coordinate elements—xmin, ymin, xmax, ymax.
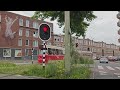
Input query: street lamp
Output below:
<box><xmin>117</xmin><ymin>12</ymin><xmax>120</xmax><ymax>19</ymax></box>
<box><xmin>117</xmin><ymin>11</ymin><xmax>120</xmax><ymax>43</ymax></box>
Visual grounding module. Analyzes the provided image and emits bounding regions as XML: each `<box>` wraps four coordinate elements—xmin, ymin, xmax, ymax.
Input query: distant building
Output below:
<box><xmin>53</xmin><ymin>34</ymin><xmax>120</xmax><ymax>57</ymax></box>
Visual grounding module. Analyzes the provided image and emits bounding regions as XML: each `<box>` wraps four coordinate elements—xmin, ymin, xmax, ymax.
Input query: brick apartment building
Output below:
<box><xmin>0</xmin><ymin>11</ymin><xmax>53</xmax><ymax>60</ymax></box>
<box><xmin>54</xmin><ymin>34</ymin><xmax>120</xmax><ymax>58</ymax></box>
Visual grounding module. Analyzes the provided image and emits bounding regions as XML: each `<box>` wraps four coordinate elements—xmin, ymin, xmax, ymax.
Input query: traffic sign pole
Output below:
<box><xmin>32</xmin><ymin>48</ymin><xmax>34</xmax><ymax>64</ymax></box>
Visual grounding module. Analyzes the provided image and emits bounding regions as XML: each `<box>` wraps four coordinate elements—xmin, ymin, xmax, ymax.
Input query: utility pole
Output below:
<box><xmin>64</xmin><ymin>11</ymin><xmax>71</xmax><ymax>73</ymax></box>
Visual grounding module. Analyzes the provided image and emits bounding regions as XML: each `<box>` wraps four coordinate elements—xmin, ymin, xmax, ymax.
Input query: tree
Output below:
<box><xmin>32</xmin><ymin>11</ymin><xmax>96</xmax><ymax>37</ymax></box>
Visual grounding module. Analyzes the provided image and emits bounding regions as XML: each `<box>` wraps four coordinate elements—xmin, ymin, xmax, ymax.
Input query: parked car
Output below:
<box><xmin>96</xmin><ymin>57</ymin><xmax>100</xmax><ymax>60</ymax></box>
<box><xmin>117</xmin><ymin>56</ymin><xmax>120</xmax><ymax>61</ymax></box>
<box><xmin>112</xmin><ymin>56</ymin><xmax>118</xmax><ymax>61</ymax></box>
<box><xmin>107</xmin><ymin>56</ymin><xmax>114</xmax><ymax>61</ymax></box>
<box><xmin>99</xmin><ymin>57</ymin><xmax>108</xmax><ymax>63</ymax></box>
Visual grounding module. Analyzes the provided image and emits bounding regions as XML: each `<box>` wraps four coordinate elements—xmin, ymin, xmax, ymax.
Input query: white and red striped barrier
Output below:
<box><xmin>38</xmin><ymin>55</ymin><xmax>64</xmax><ymax>64</ymax></box>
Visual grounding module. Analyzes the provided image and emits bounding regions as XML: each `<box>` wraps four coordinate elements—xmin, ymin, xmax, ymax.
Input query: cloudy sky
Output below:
<box><xmin>10</xmin><ymin>11</ymin><xmax>120</xmax><ymax>45</ymax></box>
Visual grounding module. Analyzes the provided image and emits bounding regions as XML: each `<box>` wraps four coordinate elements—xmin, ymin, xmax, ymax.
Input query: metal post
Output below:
<box><xmin>83</xmin><ymin>35</ymin><xmax>85</xmax><ymax>51</ymax></box>
<box><xmin>64</xmin><ymin>11</ymin><xmax>71</xmax><ymax>73</ymax></box>
<box><xmin>42</xmin><ymin>41</ymin><xmax>46</xmax><ymax>69</ymax></box>
<box><xmin>32</xmin><ymin>48</ymin><xmax>33</xmax><ymax>64</ymax></box>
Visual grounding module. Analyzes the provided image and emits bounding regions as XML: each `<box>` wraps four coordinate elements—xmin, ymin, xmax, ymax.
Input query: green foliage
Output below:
<box><xmin>32</xmin><ymin>11</ymin><xmax>96</xmax><ymax>36</ymax></box>
<box><xmin>70</xmin><ymin>40</ymin><xmax>94</xmax><ymax>65</ymax></box>
<box><xmin>22</xmin><ymin>65</ymin><xmax>46</xmax><ymax>77</ymax></box>
<box><xmin>45</xmin><ymin>63</ymin><xmax>57</xmax><ymax>78</ymax></box>
<box><xmin>69</xmin><ymin>66</ymin><xmax>91</xmax><ymax>79</ymax></box>
<box><xmin>71</xmin><ymin>53</ymin><xmax>94</xmax><ymax>65</ymax></box>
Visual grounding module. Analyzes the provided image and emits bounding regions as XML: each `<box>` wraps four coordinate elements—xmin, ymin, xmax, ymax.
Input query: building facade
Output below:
<box><xmin>53</xmin><ymin>34</ymin><xmax>120</xmax><ymax>57</ymax></box>
<box><xmin>0</xmin><ymin>11</ymin><xmax>53</xmax><ymax>60</ymax></box>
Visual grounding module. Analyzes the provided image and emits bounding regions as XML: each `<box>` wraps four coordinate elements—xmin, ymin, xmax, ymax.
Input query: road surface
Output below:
<box><xmin>91</xmin><ymin>60</ymin><xmax>120</xmax><ymax>79</ymax></box>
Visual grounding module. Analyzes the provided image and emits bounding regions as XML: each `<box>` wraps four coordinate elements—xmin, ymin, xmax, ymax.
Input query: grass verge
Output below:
<box><xmin>0</xmin><ymin>60</ymin><xmax>91</xmax><ymax>79</ymax></box>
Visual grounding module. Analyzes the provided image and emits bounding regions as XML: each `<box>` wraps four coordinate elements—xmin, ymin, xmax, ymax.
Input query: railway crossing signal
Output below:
<box><xmin>38</xmin><ymin>23</ymin><xmax>51</xmax><ymax>41</ymax></box>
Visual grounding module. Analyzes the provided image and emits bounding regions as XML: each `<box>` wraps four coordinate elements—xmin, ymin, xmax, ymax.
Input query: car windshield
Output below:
<box><xmin>100</xmin><ymin>58</ymin><xmax>107</xmax><ymax>60</ymax></box>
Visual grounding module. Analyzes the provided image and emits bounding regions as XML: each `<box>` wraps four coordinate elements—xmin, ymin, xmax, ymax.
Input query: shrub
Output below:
<box><xmin>69</xmin><ymin>66</ymin><xmax>91</xmax><ymax>79</ymax></box>
<box><xmin>22</xmin><ymin>65</ymin><xmax>45</xmax><ymax>77</ymax></box>
<box><xmin>45</xmin><ymin>63</ymin><xmax>57</xmax><ymax>78</ymax></box>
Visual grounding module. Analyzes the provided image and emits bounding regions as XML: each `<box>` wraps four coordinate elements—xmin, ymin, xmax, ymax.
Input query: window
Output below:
<box><xmin>33</xmin><ymin>40</ymin><xmax>38</xmax><ymax>47</ymax></box>
<box><xmin>3</xmin><ymin>49</ymin><xmax>11</xmax><ymax>57</ymax></box>
<box><xmin>33</xmin><ymin>31</ymin><xmax>38</xmax><ymax>38</ymax></box>
<box><xmin>33</xmin><ymin>22</ymin><xmax>38</xmax><ymax>29</ymax></box>
<box><xmin>26</xmin><ymin>30</ymin><xmax>29</xmax><ymax>37</ymax></box>
<box><xmin>0</xmin><ymin>14</ymin><xmax>1</xmax><ymax>22</ymax></box>
<box><xmin>18</xmin><ymin>39</ymin><xmax>22</xmax><ymax>46</ymax></box>
<box><xmin>26</xmin><ymin>40</ymin><xmax>29</xmax><ymax>46</ymax></box>
<box><xmin>19</xmin><ymin>29</ymin><xmax>22</xmax><ymax>36</ymax></box>
<box><xmin>55</xmin><ymin>39</ymin><xmax>56</xmax><ymax>41</ymax></box>
<box><xmin>61</xmin><ymin>37</ymin><xmax>63</xmax><ymax>42</ymax></box>
<box><xmin>33</xmin><ymin>49</ymin><xmax>38</xmax><ymax>55</ymax></box>
<box><xmin>58</xmin><ymin>39</ymin><xmax>59</xmax><ymax>41</ymax></box>
<box><xmin>26</xmin><ymin>20</ymin><xmax>29</xmax><ymax>27</ymax></box>
<box><xmin>84</xmin><ymin>40</ymin><xmax>87</xmax><ymax>45</ymax></box>
<box><xmin>15</xmin><ymin>49</ymin><xmax>22</xmax><ymax>57</ymax></box>
<box><xmin>47</xmin><ymin>42</ymin><xmax>51</xmax><ymax>45</ymax></box>
<box><xmin>19</xmin><ymin>18</ymin><xmax>23</xmax><ymax>26</ymax></box>
<box><xmin>25</xmin><ymin>49</ymin><xmax>29</xmax><ymax>56</ymax></box>
<box><xmin>0</xmin><ymin>25</ymin><xmax>1</xmax><ymax>32</ymax></box>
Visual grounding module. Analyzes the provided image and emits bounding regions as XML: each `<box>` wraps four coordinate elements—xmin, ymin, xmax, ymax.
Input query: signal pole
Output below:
<box><xmin>64</xmin><ymin>11</ymin><xmax>71</xmax><ymax>73</ymax></box>
<box><xmin>38</xmin><ymin>23</ymin><xmax>51</xmax><ymax>69</ymax></box>
<box><xmin>32</xmin><ymin>48</ymin><xmax>34</xmax><ymax>64</ymax></box>
<box><xmin>42</xmin><ymin>41</ymin><xmax>47</xmax><ymax>69</ymax></box>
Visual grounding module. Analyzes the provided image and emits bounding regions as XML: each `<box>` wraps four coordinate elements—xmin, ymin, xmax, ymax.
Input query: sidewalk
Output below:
<box><xmin>0</xmin><ymin>60</ymin><xmax>38</xmax><ymax>64</ymax></box>
<box><xmin>0</xmin><ymin>74</ymin><xmax>46</xmax><ymax>79</ymax></box>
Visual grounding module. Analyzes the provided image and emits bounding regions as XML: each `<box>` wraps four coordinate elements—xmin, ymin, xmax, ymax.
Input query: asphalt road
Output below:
<box><xmin>91</xmin><ymin>60</ymin><xmax>120</xmax><ymax>79</ymax></box>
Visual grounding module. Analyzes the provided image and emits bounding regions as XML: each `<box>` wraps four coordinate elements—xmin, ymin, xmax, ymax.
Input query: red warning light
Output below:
<box><xmin>43</xmin><ymin>27</ymin><xmax>48</xmax><ymax>32</ymax></box>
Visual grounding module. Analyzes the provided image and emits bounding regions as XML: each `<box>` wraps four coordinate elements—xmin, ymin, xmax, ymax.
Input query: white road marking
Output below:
<box><xmin>98</xmin><ymin>65</ymin><xmax>104</xmax><ymax>69</ymax></box>
<box><xmin>100</xmin><ymin>73</ymin><xmax>107</xmax><ymax>75</ymax></box>
<box><xmin>99</xmin><ymin>71</ymin><xmax>107</xmax><ymax>75</ymax></box>
<box><xmin>106</xmin><ymin>66</ymin><xmax>115</xmax><ymax>70</ymax></box>
<box><xmin>99</xmin><ymin>71</ymin><xmax>107</xmax><ymax>73</ymax></box>
<box><xmin>114</xmin><ymin>73</ymin><xmax>120</xmax><ymax>75</ymax></box>
<box><xmin>15</xmin><ymin>63</ymin><xmax>30</xmax><ymax>65</ymax></box>
<box><xmin>16</xmin><ymin>75</ymin><xmax>22</xmax><ymax>76</ymax></box>
<box><xmin>115</xmin><ymin>67</ymin><xmax>120</xmax><ymax>70</ymax></box>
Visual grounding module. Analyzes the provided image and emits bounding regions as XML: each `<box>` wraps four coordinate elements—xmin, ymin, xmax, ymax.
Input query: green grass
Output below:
<box><xmin>0</xmin><ymin>60</ymin><xmax>92</xmax><ymax>79</ymax></box>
